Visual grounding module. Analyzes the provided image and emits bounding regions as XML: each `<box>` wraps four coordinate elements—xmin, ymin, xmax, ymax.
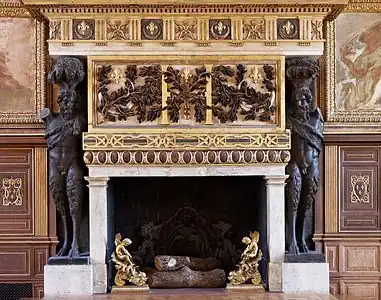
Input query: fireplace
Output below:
<box><xmin>86</xmin><ymin>164</ymin><xmax>289</xmax><ymax>293</ymax></box>
<box><xmin>106</xmin><ymin>176</ymin><xmax>268</xmax><ymax>289</ymax></box>
<box><xmin>33</xmin><ymin>0</ymin><xmax>344</xmax><ymax>295</ymax></box>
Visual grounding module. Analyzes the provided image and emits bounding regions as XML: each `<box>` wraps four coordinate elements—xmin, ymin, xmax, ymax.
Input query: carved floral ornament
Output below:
<box><xmin>95</xmin><ymin>62</ymin><xmax>278</xmax><ymax>125</ymax></box>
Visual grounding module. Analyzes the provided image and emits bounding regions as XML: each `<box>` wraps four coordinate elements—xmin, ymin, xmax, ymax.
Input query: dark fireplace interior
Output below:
<box><xmin>106</xmin><ymin>176</ymin><xmax>268</xmax><ymax>290</ymax></box>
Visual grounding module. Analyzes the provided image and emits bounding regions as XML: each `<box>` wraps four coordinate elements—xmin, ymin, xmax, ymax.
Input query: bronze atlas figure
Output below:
<box><xmin>41</xmin><ymin>57</ymin><xmax>86</xmax><ymax>258</ymax></box>
<box><xmin>285</xmin><ymin>58</ymin><xmax>324</xmax><ymax>255</ymax></box>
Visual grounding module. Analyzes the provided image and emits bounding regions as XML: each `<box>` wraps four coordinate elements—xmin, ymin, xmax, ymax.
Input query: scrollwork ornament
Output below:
<box><xmin>111</xmin><ymin>233</ymin><xmax>148</xmax><ymax>287</ymax></box>
<box><xmin>350</xmin><ymin>175</ymin><xmax>370</xmax><ymax>204</ymax></box>
<box><xmin>1</xmin><ymin>177</ymin><xmax>23</xmax><ymax>206</ymax></box>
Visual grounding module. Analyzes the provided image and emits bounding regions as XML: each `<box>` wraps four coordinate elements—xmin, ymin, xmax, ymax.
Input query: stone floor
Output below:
<box><xmin>42</xmin><ymin>289</ymin><xmax>361</xmax><ymax>300</ymax></box>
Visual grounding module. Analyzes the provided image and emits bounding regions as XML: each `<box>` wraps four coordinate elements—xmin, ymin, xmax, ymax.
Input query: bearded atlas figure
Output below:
<box><xmin>40</xmin><ymin>57</ymin><xmax>87</xmax><ymax>259</ymax></box>
<box><xmin>285</xmin><ymin>58</ymin><xmax>324</xmax><ymax>255</ymax></box>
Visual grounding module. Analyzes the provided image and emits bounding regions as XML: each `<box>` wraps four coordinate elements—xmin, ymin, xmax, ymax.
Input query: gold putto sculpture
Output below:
<box><xmin>111</xmin><ymin>233</ymin><xmax>148</xmax><ymax>287</ymax></box>
<box><xmin>228</xmin><ymin>231</ymin><xmax>263</xmax><ymax>287</ymax></box>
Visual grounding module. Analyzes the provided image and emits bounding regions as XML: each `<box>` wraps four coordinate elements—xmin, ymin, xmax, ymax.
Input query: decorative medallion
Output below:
<box><xmin>277</xmin><ymin>19</ymin><xmax>299</xmax><ymax>40</ymax></box>
<box><xmin>350</xmin><ymin>174</ymin><xmax>370</xmax><ymax>204</ymax></box>
<box><xmin>175</xmin><ymin>20</ymin><xmax>197</xmax><ymax>40</ymax></box>
<box><xmin>243</xmin><ymin>19</ymin><xmax>265</xmax><ymax>40</ymax></box>
<box><xmin>310</xmin><ymin>20</ymin><xmax>323</xmax><ymax>40</ymax></box>
<box><xmin>210</xmin><ymin>19</ymin><xmax>231</xmax><ymax>40</ymax></box>
<box><xmin>49</xmin><ymin>21</ymin><xmax>61</xmax><ymax>40</ymax></box>
<box><xmin>1</xmin><ymin>177</ymin><xmax>23</xmax><ymax>206</ymax></box>
<box><xmin>141</xmin><ymin>19</ymin><xmax>163</xmax><ymax>40</ymax></box>
<box><xmin>73</xmin><ymin>19</ymin><xmax>95</xmax><ymax>40</ymax></box>
<box><xmin>107</xmin><ymin>20</ymin><xmax>129</xmax><ymax>40</ymax></box>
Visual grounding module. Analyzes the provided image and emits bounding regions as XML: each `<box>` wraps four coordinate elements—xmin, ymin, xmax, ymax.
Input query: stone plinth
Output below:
<box><xmin>282</xmin><ymin>262</ymin><xmax>330</xmax><ymax>293</ymax></box>
<box><xmin>44</xmin><ymin>265</ymin><xmax>92</xmax><ymax>296</ymax></box>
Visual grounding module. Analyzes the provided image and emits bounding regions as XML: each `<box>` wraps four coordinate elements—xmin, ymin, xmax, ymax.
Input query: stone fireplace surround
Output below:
<box><xmin>29</xmin><ymin>0</ymin><xmax>347</xmax><ymax>296</ymax></box>
<box><xmin>87</xmin><ymin>165</ymin><xmax>289</xmax><ymax>293</ymax></box>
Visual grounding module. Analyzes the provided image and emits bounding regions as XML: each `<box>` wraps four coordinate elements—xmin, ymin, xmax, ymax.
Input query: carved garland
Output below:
<box><xmin>164</xmin><ymin>66</ymin><xmax>209</xmax><ymax>123</ymax></box>
<box><xmin>211</xmin><ymin>64</ymin><xmax>275</xmax><ymax>123</ymax></box>
<box><xmin>96</xmin><ymin>64</ymin><xmax>276</xmax><ymax>124</ymax></box>
<box><xmin>97</xmin><ymin>64</ymin><xmax>162</xmax><ymax>123</ymax></box>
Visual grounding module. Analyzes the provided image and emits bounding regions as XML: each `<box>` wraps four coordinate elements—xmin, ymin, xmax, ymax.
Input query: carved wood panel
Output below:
<box><xmin>340</xmin><ymin>147</ymin><xmax>381</xmax><ymax>231</ymax></box>
<box><xmin>342</xmin><ymin>243</ymin><xmax>381</xmax><ymax>274</ymax></box>
<box><xmin>0</xmin><ymin>149</ymin><xmax>33</xmax><ymax>236</ymax></box>
<box><xmin>0</xmin><ymin>247</ymin><xmax>31</xmax><ymax>278</ymax></box>
<box><xmin>341</xmin><ymin>281</ymin><xmax>380</xmax><ymax>299</ymax></box>
<box><xmin>326</xmin><ymin>240</ymin><xmax>381</xmax><ymax>296</ymax></box>
<box><xmin>326</xmin><ymin>245</ymin><xmax>339</xmax><ymax>273</ymax></box>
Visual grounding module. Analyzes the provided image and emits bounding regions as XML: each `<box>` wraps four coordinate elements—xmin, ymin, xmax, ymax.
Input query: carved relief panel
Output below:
<box><xmin>340</xmin><ymin>147</ymin><xmax>381</xmax><ymax>231</ymax></box>
<box><xmin>90</xmin><ymin>55</ymin><xmax>284</xmax><ymax>130</ymax></box>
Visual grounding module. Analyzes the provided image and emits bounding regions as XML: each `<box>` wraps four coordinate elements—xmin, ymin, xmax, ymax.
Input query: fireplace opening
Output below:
<box><xmin>107</xmin><ymin>176</ymin><xmax>268</xmax><ymax>290</ymax></box>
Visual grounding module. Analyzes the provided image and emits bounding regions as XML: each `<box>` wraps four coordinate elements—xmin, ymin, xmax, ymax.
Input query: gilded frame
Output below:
<box><xmin>0</xmin><ymin>3</ymin><xmax>46</xmax><ymax>126</ymax></box>
<box><xmin>325</xmin><ymin>1</ymin><xmax>381</xmax><ymax>131</ymax></box>
<box><xmin>88</xmin><ymin>55</ymin><xmax>285</xmax><ymax>134</ymax></box>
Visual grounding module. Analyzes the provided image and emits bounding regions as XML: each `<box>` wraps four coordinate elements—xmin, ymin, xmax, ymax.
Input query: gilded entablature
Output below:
<box><xmin>89</xmin><ymin>55</ymin><xmax>284</xmax><ymax>130</ymax></box>
<box><xmin>18</xmin><ymin>2</ymin><xmax>345</xmax><ymax>55</ymax></box>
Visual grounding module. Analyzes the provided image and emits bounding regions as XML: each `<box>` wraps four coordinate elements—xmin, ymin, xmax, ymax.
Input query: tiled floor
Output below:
<box><xmin>42</xmin><ymin>289</ymin><xmax>349</xmax><ymax>300</ymax></box>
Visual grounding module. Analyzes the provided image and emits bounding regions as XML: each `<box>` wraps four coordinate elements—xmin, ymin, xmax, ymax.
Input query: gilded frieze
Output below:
<box><xmin>82</xmin><ymin>132</ymin><xmax>291</xmax><ymax>151</ymax></box>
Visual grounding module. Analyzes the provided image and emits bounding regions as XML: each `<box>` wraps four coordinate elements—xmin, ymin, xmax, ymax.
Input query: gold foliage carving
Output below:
<box><xmin>228</xmin><ymin>231</ymin><xmax>263</xmax><ymax>287</ymax></box>
<box><xmin>49</xmin><ymin>20</ymin><xmax>60</xmax><ymax>40</ymax></box>
<box><xmin>111</xmin><ymin>233</ymin><xmax>148</xmax><ymax>287</ymax></box>
<box><xmin>243</xmin><ymin>19</ymin><xmax>265</xmax><ymax>40</ymax></box>
<box><xmin>1</xmin><ymin>177</ymin><xmax>23</xmax><ymax>206</ymax></box>
<box><xmin>175</xmin><ymin>20</ymin><xmax>197</xmax><ymax>40</ymax></box>
<box><xmin>311</xmin><ymin>20</ymin><xmax>323</xmax><ymax>40</ymax></box>
<box><xmin>350</xmin><ymin>175</ymin><xmax>370</xmax><ymax>204</ymax></box>
<box><xmin>107</xmin><ymin>20</ymin><xmax>129</xmax><ymax>40</ymax></box>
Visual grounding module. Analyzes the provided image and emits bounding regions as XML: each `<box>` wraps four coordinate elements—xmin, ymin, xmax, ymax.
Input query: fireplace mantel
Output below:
<box><xmin>23</xmin><ymin>0</ymin><xmax>348</xmax><ymax>56</ymax></box>
<box><xmin>39</xmin><ymin>0</ymin><xmax>339</xmax><ymax>296</ymax></box>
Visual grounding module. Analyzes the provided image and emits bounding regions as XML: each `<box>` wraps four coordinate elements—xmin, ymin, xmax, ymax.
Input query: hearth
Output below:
<box><xmin>106</xmin><ymin>176</ymin><xmax>268</xmax><ymax>290</ymax></box>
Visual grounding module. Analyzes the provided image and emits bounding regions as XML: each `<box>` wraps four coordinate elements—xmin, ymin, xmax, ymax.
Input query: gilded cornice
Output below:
<box><xmin>21</xmin><ymin>0</ymin><xmax>349</xmax><ymax>5</ymax></box>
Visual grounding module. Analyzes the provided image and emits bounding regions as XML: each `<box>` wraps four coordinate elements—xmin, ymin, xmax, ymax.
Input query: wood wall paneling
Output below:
<box><xmin>0</xmin><ymin>143</ymin><xmax>51</xmax><ymax>298</ymax></box>
<box><xmin>340</xmin><ymin>147</ymin><xmax>380</xmax><ymax>232</ymax></box>
<box><xmin>325</xmin><ymin>142</ymin><xmax>381</xmax><ymax>297</ymax></box>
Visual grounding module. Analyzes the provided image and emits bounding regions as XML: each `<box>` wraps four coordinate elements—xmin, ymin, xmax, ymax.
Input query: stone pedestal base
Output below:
<box><xmin>44</xmin><ymin>264</ymin><xmax>107</xmax><ymax>296</ymax></box>
<box><xmin>44</xmin><ymin>265</ymin><xmax>92</xmax><ymax>296</ymax></box>
<box><xmin>282</xmin><ymin>262</ymin><xmax>329</xmax><ymax>293</ymax></box>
